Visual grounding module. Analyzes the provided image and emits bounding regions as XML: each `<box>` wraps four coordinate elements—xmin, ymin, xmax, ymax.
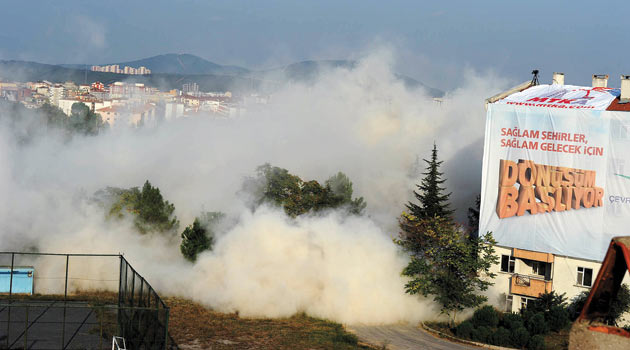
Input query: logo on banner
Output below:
<box><xmin>496</xmin><ymin>159</ymin><xmax>604</xmax><ymax>219</ymax></box>
<box><xmin>523</xmin><ymin>87</ymin><xmax>615</xmax><ymax>108</ymax></box>
<box><xmin>499</xmin><ymin>84</ymin><xmax>620</xmax><ymax>110</ymax></box>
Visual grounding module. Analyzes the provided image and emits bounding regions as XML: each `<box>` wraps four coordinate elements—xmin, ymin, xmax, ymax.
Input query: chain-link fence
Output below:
<box><xmin>0</xmin><ymin>252</ymin><xmax>173</xmax><ymax>350</ymax></box>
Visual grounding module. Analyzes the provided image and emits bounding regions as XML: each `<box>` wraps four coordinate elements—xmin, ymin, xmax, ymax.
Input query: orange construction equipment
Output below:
<box><xmin>569</xmin><ymin>236</ymin><xmax>630</xmax><ymax>349</ymax></box>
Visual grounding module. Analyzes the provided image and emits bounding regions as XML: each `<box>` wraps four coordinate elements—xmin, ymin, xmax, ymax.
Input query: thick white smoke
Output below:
<box><xmin>0</xmin><ymin>49</ymin><xmax>510</xmax><ymax>324</ymax></box>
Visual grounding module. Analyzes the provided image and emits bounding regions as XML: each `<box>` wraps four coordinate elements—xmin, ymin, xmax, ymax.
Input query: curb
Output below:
<box><xmin>420</xmin><ymin>322</ymin><xmax>518</xmax><ymax>350</ymax></box>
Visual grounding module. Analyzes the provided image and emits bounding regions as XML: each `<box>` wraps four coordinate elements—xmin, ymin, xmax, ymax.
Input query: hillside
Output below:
<box><xmin>63</xmin><ymin>53</ymin><xmax>249</xmax><ymax>75</ymax></box>
<box><xmin>261</xmin><ymin>60</ymin><xmax>444</xmax><ymax>97</ymax></box>
<box><xmin>0</xmin><ymin>60</ymin><xmax>262</xmax><ymax>93</ymax></box>
<box><xmin>1</xmin><ymin>56</ymin><xmax>444</xmax><ymax>97</ymax></box>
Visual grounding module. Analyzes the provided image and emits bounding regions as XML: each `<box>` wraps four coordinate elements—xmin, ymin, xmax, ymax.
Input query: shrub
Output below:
<box><xmin>527</xmin><ymin>312</ymin><xmax>549</xmax><ymax>335</ymax></box>
<box><xmin>455</xmin><ymin>320</ymin><xmax>474</xmax><ymax>339</ymax></box>
<box><xmin>472</xmin><ymin>305</ymin><xmax>500</xmax><ymax>328</ymax></box>
<box><xmin>528</xmin><ymin>334</ymin><xmax>545</xmax><ymax>350</ymax></box>
<box><xmin>567</xmin><ymin>291</ymin><xmax>589</xmax><ymax>321</ymax></box>
<box><xmin>502</xmin><ymin>312</ymin><xmax>524</xmax><ymax>330</ymax></box>
<box><xmin>488</xmin><ymin>327</ymin><xmax>511</xmax><ymax>347</ymax></box>
<box><xmin>471</xmin><ymin>326</ymin><xmax>492</xmax><ymax>343</ymax></box>
<box><xmin>567</xmin><ymin>285</ymin><xmax>630</xmax><ymax>326</ymax></box>
<box><xmin>511</xmin><ymin>326</ymin><xmax>530</xmax><ymax>348</ymax></box>
<box><xmin>547</xmin><ymin>305</ymin><xmax>570</xmax><ymax>331</ymax></box>
<box><xmin>528</xmin><ymin>291</ymin><xmax>567</xmax><ymax>314</ymax></box>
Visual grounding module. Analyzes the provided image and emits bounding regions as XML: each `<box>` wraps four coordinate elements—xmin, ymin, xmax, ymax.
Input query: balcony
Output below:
<box><xmin>513</xmin><ymin>248</ymin><xmax>554</xmax><ymax>263</ymax></box>
<box><xmin>510</xmin><ymin>274</ymin><xmax>553</xmax><ymax>298</ymax></box>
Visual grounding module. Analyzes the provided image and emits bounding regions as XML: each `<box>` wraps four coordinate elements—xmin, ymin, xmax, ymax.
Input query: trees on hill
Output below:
<box><xmin>100</xmin><ymin>180</ymin><xmax>179</xmax><ymax>235</ymax></box>
<box><xmin>244</xmin><ymin>164</ymin><xmax>366</xmax><ymax>217</ymax></box>
<box><xmin>68</xmin><ymin>102</ymin><xmax>106</xmax><ymax>136</ymax></box>
<box><xmin>398</xmin><ymin>144</ymin><xmax>497</xmax><ymax>324</ymax></box>
<box><xmin>0</xmin><ymin>100</ymin><xmax>106</xmax><ymax>141</ymax></box>
<box><xmin>396</xmin><ymin>214</ymin><xmax>497</xmax><ymax>324</ymax></box>
<box><xmin>181</xmin><ymin>218</ymin><xmax>212</xmax><ymax>262</ymax></box>
<box><xmin>180</xmin><ymin>211</ymin><xmax>224</xmax><ymax>262</ymax></box>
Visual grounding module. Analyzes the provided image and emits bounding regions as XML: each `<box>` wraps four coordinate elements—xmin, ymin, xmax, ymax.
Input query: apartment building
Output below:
<box><xmin>481</xmin><ymin>73</ymin><xmax>630</xmax><ymax>324</ymax></box>
<box><xmin>489</xmin><ymin>245</ymin><xmax>611</xmax><ymax>313</ymax></box>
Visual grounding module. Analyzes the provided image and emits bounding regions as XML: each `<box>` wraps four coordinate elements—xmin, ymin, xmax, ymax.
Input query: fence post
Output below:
<box><xmin>139</xmin><ymin>278</ymin><xmax>144</xmax><ymax>307</ymax></box>
<box><xmin>130</xmin><ymin>271</ymin><xmax>135</xmax><ymax>307</ymax></box>
<box><xmin>24</xmin><ymin>304</ymin><xmax>28</xmax><ymax>350</ymax></box>
<box><xmin>5</xmin><ymin>304</ymin><xmax>10</xmax><ymax>348</ymax></box>
<box><xmin>64</xmin><ymin>254</ymin><xmax>69</xmax><ymax>301</ymax></box>
<box><xmin>99</xmin><ymin>306</ymin><xmax>103</xmax><ymax>350</ymax></box>
<box><xmin>6</xmin><ymin>253</ymin><xmax>14</xmax><ymax>348</ymax></box>
<box><xmin>164</xmin><ymin>307</ymin><xmax>170</xmax><ymax>350</ymax></box>
<box><xmin>118</xmin><ymin>255</ymin><xmax>123</xmax><ymax>307</ymax></box>
<box><xmin>9</xmin><ymin>253</ymin><xmax>14</xmax><ymax>300</ymax></box>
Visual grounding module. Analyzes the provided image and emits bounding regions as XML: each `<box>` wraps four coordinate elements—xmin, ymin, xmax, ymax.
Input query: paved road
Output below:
<box><xmin>347</xmin><ymin>323</ymin><xmax>479</xmax><ymax>350</ymax></box>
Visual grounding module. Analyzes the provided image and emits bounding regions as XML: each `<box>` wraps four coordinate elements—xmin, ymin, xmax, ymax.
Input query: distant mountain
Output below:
<box><xmin>1</xmin><ymin>55</ymin><xmax>443</xmax><ymax>97</ymax></box>
<box><xmin>0</xmin><ymin>60</ymin><xmax>259</xmax><ymax>93</ymax></box>
<box><xmin>263</xmin><ymin>60</ymin><xmax>444</xmax><ymax>97</ymax></box>
<box><xmin>63</xmin><ymin>54</ymin><xmax>249</xmax><ymax>75</ymax></box>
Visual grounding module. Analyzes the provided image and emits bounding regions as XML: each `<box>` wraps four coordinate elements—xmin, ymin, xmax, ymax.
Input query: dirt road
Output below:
<box><xmin>347</xmin><ymin>323</ymin><xmax>479</xmax><ymax>350</ymax></box>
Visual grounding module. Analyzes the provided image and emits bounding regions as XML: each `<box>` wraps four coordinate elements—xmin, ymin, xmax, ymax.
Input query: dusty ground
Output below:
<box><xmin>166</xmin><ymin>297</ymin><xmax>375</xmax><ymax>350</ymax></box>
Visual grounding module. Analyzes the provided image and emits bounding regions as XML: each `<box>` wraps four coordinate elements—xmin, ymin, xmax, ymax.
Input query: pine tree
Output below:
<box><xmin>467</xmin><ymin>194</ymin><xmax>481</xmax><ymax>240</ymax></box>
<box><xmin>180</xmin><ymin>218</ymin><xmax>213</xmax><ymax>262</ymax></box>
<box><xmin>407</xmin><ymin>143</ymin><xmax>454</xmax><ymax>220</ymax></box>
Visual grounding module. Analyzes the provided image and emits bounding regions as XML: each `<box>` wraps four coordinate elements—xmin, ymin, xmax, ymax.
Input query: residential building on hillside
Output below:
<box><xmin>96</xmin><ymin>103</ymin><xmax>156</xmax><ymax>126</ymax></box>
<box><xmin>49</xmin><ymin>84</ymin><xmax>65</xmax><ymax>106</ymax></box>
<box><xmin>91</xmin><ymin>65</ymin><xmax>151</xmax><ymax>75</ymax></box>
<box><xmin>482</xmin><ymin>73</ymin><xmax>630</xmax><ymax>325</ymax></box>
<box><xmin>58</xmin><ymin>97</ymin><xmax>112</xmax><ymax>116</ymax></box>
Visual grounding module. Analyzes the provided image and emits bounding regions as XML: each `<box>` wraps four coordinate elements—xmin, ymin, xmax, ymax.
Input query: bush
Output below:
<box><xmin>567</xmin><ymin>285</ymin><xmax>630</xmax><ymax>326</ymax></box>
<box><xmin>488</xmin><ymin>327</ymin><xmax>511</xmax><ymax>347</ymax></box>
<box><xmin>455</xmin><ymin>320</ymin><xmax>474</xmax><ymax>339</ymax></box>
<box><xmin>527</xmin><ymin>312</ymin><xmax>549</xmax><ymax>335</ymax></box>
<box><xmin>528</xmin><ymin>291</ymin><xmax>567</xmax><ymax>314</ymax></box>
<box><xmin>511</xmin><ymin>326</ymin><xmax>530</xmax><ymax>348</ymax></box>
<box><xmin>472</xmin><ymin>305</ymin><xmax>500</xmax><ymax>328</ymax></box>
<box><xmin>502</xmin><ymin>312</ymin><xmax>524</xmax><ymax>330</ymax></box>
<box><xmin>547</xmin><ymin>305</ymin><xmax>570</xmax><ymax>331</ymax></box>
<box><xmin>332</xmin><ymin>324</ymin><xmax>358</xmax><ymax>345</ymax></box>
<box><xmin>471</xmin><ymin>326</ymin><xmax>492</xmax><ymax>343</ymax></box>
<box><xmin>528</xmin><ymin>334</ymin><xmax>545</xmax><ymax>350</ymax></box>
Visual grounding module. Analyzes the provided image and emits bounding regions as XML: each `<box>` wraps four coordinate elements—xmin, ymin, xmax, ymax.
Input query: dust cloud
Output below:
<box><xmin>0</xmin><ymin>49</ymin><xmax>509</xmax><ymax>324</ymax></box>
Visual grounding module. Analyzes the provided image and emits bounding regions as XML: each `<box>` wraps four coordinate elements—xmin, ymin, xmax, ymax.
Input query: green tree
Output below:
<box><xmin>180</xmin><ymin>218</ymin><xmax>213</xmax><ymax>262</ymax></box>
<box><xmin>467</xmin><ymin>194</ymin><xmax>481</xmax><ymax>240</ymax></box>
<box><xmin>325</xmin><ymin>172</ymin><xmax>367</xmax><ymax>215</ymax></box>
<box><xmin>406</xmin><ymin>143</ymin><xmax>454</xmax><ymax>221</ymax></box>
<box><xmin>40</xmin><ymin>103</ymin><xmax>68</xmax><ymax>130</ymax></box>
<box><xmin>568</xmin><ymin>284</ymin><xmax>630</xmax><ymax>326</ymax></box>
<box><xmin>103</xmin><ymin>180</ymin><xmax>179</xmax><ymax>235</ymax></box>
<box><xmin>396</xmin><ymin>214</ymin><xmax>498</xmax><ymax>324</ymax></box>
<box><xmin>244</xmin><ymin>164</ymin><xmax>366</xmax><ymax>217</ymax></box>
<box><xmin>68</xmin><ymin>102</ymin><xmax>105</xmax><ymax>136</ymax></box>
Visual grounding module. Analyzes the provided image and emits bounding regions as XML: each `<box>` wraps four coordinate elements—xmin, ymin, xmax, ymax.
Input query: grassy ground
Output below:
<box><xmin>166</xmin><ymin>297</ymin><xmax>376</xmax><ymax>350</ymax></box>
<box><xmin>425</xmin><ymin>321</ymin><xmax>569</xmax><ymax>350</ymax></box>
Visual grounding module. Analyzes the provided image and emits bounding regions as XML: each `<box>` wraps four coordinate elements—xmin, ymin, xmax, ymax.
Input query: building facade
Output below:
<box><xmin>483</xmin><ymin>73</ymin><xmax>630</xmax><ymax>324</ymax></box>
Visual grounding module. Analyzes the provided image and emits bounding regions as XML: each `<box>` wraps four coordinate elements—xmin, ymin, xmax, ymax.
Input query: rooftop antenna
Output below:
<box><xmin>531</xmin><ymin>69</ymin><xmax>540</xmax><ymax>86</ymax></box>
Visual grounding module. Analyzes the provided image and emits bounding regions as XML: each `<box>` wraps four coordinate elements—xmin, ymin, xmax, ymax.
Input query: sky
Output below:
<box><xmin>1</xmin><ymin>1</ymin><xmax>629</xmax><ymax>90</ymax></box>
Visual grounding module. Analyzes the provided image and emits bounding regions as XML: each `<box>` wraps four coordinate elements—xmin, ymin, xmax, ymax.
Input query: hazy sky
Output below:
<box><xmin>1</xmin><ymin>1</ymin><xmax>628</xmax><ymax>89</ymax></box>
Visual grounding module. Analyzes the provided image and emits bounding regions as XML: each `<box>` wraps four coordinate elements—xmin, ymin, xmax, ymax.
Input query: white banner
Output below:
<box><xmin>480</xmin><ymin>103</ymin><xmax>630</xmax><ymax>260</ymax></box>
<box><xmin>495</xmin><ymin>84</ymin><xmax>620</xmax><ymax>111</ymax></box>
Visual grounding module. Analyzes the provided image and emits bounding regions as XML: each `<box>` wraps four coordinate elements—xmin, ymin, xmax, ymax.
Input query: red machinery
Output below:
<box><xmin>569</xmin><ymin>236</ymin><xmax>630</xmax><ymax>349</ymax></box>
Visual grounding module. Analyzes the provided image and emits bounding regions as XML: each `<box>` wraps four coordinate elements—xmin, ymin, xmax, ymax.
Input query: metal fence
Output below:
<box><xmin>0</xmin><ymin>252</ymin><xmax>173</xmax><ymax>350</ymax></box>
